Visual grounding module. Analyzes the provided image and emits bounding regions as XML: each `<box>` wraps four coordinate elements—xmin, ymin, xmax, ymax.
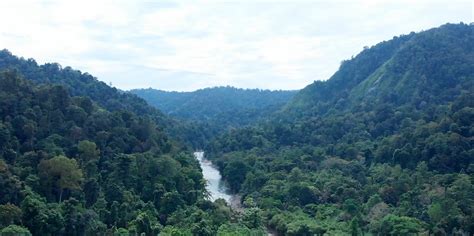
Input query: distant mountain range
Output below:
<box><xmin>0</xmin><ymin>22</ymin><xmax>472</xmax><ymax>235</ymax></box>
<box><xmin>130</xmin><ymin>87</ymin><xmax>297</xmax><ymax>131</ymax></box>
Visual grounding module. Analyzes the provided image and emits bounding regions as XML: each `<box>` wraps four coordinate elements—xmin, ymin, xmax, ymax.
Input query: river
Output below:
<box><xmin>194</xmin><ymin>151</ymin><xmax>275</xmax><ymax>235</ymax></box>
<box><xmin>194</xmin><ymin>151</ymin><xmax>233</xmax><ymax>203</ymax></box>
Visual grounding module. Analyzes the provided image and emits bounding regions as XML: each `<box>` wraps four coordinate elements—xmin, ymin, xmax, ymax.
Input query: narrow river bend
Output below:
<box><xmin>194</xmin><ymin>151</ymin><xmax>233</xmax><ymax>203</ymax></box>
<box><xmin>194</xmin><ymin>151</ymin><xmax>275</xmax><ymax>236</ymax></box>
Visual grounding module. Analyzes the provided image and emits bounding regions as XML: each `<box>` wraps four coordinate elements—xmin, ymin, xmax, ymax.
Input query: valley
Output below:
<box><xmin>0</xmin><ymin>23</ymin><xmax>472</xmax><ymax>235</ymax></box>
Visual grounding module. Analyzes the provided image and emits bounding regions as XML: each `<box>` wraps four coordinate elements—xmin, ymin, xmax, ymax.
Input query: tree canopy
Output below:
<box><xmin>0</xmin><ymin>23</ymin><xmax>472</xmax><ymax>235</ymax></box>
<box><xmin>205</xmin><ymin>23</ymin><xmax>474</xmax><ymax>235</ymax></box>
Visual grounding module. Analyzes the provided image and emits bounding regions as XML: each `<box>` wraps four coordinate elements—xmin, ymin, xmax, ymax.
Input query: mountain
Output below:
<box><xmin>206</xmin><ymin>23</ymin><xmax>474</xmax><ymax>235</ymax></box>
<box><xmin>0</xmin><ymin>50</ymin><xmax>169</xmax><ymax>123</ymax></box>
<box><xmin>0</xmin><ymin>50</ymin><xmax>218</xmax><ymax>150</ymax></box>
<box><xmin>286</xmin><ymin>23</ymin><xmax>473</xmax><ymax>117</ymax></box>
<box><xmin>130</xmin><ymin>87</ymin><xmax>297</xmax><ymax>131</ymax></box>
<box><xmin>1</xmin><ymin>22</ymin><xmax>472</xmax><ymax>235</ymax></box>
<box><xmin>0</xmin><ymin>52</ymin><xmax>262</xmax><ymax>235</ymax></box>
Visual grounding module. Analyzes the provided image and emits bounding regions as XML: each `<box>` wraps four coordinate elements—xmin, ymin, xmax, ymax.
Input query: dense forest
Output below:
<box><xmin>0</xmin><ymin>49</ymin><xmax>224</xmax><ymax>150</ymax></box>
<box><xmin>130</xmin><ymin>87</ymin><xmax>297</xmax><ymax>144</ymax></box>
<box><xmin>130</xmin><ymin>87</ymin><xmax>296</xmax><ymax>128</ymax></box>
<box><xmin>0</xmin><ymin>22</ymin><xmax>473</xmax><ymax>236</ymax></box>
<box><xmin>205</xmin><ymin>23</ymin><xmax>474</xmax><ymax>235</ymax></box>
<box><xmin>0</xmin><ymin>53</ymin><xmax>264</xmax><ymax>235</ymax></box>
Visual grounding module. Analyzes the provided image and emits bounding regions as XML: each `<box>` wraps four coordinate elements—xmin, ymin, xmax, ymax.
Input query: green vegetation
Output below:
<box><xmin>205</xmin><ymin>23</ymin><xmax>474</xmax><ymax>235</ymax></box>
<box><xmin>0</xmin><ymin>49</ymin><xmax>211</xmax><ymax>150</ymax></box>
<box><xmin>0</xmin><ymin>63</ymin><xmax>242</xmax><ymax>234</ymax></box>
<box><xmin>130</xmin><ymin>87</ymin><xmax>296</xmax><ymax>129</ymax></box>
<box><xmin>0</xmin><ymin>225</ymin><xmax>32</xmax><ymax>236</ymax></box>
<box><xmin>0</xmin><ymin>23</ymin><xmax>472</xmax><ymax>235</ymax></box>
<box><xmin>130</xmin><ymin>87</ymin><xmax>297</xmax><ymax>148</ymax></box>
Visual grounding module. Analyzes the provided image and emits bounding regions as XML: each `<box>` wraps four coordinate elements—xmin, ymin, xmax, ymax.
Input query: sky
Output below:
<box><xmin>0</xmin><ymin>0</ymin><xmax>472</xmax><ymax>91</ymax></box>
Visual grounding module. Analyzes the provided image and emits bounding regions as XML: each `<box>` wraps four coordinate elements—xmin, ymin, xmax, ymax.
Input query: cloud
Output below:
<box><xmin>0</xmin><ymin>0</ymin><xmax>471</xmax><ymax>91</ymax></box>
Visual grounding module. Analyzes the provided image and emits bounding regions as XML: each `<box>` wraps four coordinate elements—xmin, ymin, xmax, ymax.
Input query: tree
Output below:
<box><xmin>0</xmin><ymin>225</ymin><xmax>32</xmax><ymax>236</ymax></box>
<box><xmin>83</xmin><ymin>178</ymin><xmax>100</xmax><ymax>207</ymax></box>
<box><xmin>128</xmin><ymin>212</ymin><xmax>162</xmax><ymax>235</ymax></box>
<box><xmin>217</xmin><ymin>224</ymin><xmax>255</xmax><ymax>236</ymax></box>
<box><xmin>427</xmin><ymin>202</ymin><xmax>443</xmax><ymax>224</ymax></box>
<box><xmin>20</xmin><ymin>194</ymin><xmax>48</xmax><ymax>235</ymax></box>
<box><xmin>77</xmin><ymin>140</ymin><xmax>100</xmax><ymax>178</ymax></box>
<box><xmin>62</xmin><ymin>198</ymin><xmax>86</xmax><ymax>236</ymax></box>
<box><xmin>350</xmin><ymin>218</ymin><xmax>360</xmax><ymax>236</ymax></box>
<box><xmin>0</xmin><ymin>160</ymin><xmax>22</xmax><ymax>205</ymax></box>
<box><xmin>242</xmin><ymin>207</ymin><xmax>263</xmax><ymax>229</ymax></box>
<box><xmin>344</xmin><ymin>199</ymin><xmax>360</xmax><ymax>217</ymax></box>
<box><xmin>223</xmin><ymin>160</ymin><xmax>249</xmax><ymax>192</ymax></box>
<box><xmin>0</xmin><ymin>203</ymin><xmax>22</xmax><ymax>227</ymax></box>
<box><xmin>38</xmin><ymin>156</ymin><xmax>83</xmax><ymax>202</ymax></box>
<box><xmin>77</xmin><ymin>140</ymin><xmax>99</xmax><ymax>164</ymax></box>
<box><xmin>377</xmin><ymin>214</ymin><xmax>425</xmax><ymax>235</ymax></box>
<box><xmin>160</xmin><ymin>191</ymin><xmax>185</xmax><ymax>214</ymax></box>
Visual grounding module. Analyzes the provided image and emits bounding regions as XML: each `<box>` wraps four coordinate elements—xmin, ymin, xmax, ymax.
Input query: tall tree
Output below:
<box><xmin>38</xmin><ymin>156</ymin><xmax>83</xmax><ymax>202</ymax></box>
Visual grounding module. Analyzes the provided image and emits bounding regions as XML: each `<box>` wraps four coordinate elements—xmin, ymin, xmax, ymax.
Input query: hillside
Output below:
<box><xmin>0</xmin><ymin>72</ymin><xmax>205</xmax><ymax>234</ymax></box>
<box><xmin>130</xmin><ymin>87</ymin><xmax>297</xmax><ymax>131</ymax></box>
<box><xmin>286</xmin><ymin>23</ymin><xmax>473</xmax><ymax>117</ymax></box>
<box><xmin>0</xmin><ymin>50</ymin><xmax>170</xmax><ymax>123</ymax></box>
<box><xmin>0</xmin><ymin>54</ymin><xmax>262</xmax><ymax>235</ymax></box>
<box><xmin>206</xmin><ymin>23</ymin><xmax>474</xmax><ymax>235</ymax></box>
<box><xmin>0</xmin><ymin>50</ymin><xmax>217</xmax><ymax>149</ymax></box>
<box><xmin>0</xmin><ymin>22</ymin><xmax>472</xmax><ymax>235</ymax></box>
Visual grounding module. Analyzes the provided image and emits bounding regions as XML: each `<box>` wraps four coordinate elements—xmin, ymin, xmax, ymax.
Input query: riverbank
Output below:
<box><xmin>194</xmin><ymin>152</ymin><xmax>276</xmax><ymax>236</ymax></box>
<box><xmin>194</xmin><ymin>151</ymin><xmax>232</xmax><ymax>202</ymax></box>
<box><xmin>229</xmin><ymin>195</ymin><xmax>243</xmax><ymax>212</ymax></box>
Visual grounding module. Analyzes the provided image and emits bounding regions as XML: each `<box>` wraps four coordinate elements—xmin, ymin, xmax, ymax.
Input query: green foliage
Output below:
<box><xmin>0</xmin><ymin>23</ymin><xmax>472</xmax><ymax>235</ymax></box>
<box><xmin>38</xmin><ymin>155</ymin><xmax>83</xmax><ymax>202</ymax></box>
<box><xmin>160</xmin><ymin>226</ymin><xmax>192</xmax><ymax>236</ymax></box>
<box><xmin>374</xmin><ymin>214</ymin><xmax>425</xmax><ymax>235</ymax></box>
<box><xmin>131</xmin><ymin>87</ymin><xmax>296</xmax><ymax>129</ymax></box>
<box><xmin>269</xmin><ymin>210</ymin><xmax>333</xmax><ymax>235</ymax></box>
<box><xmin>130</xmin><ymin>87</ymin><xmax>297</xmax><ymax>148</ymax></box>
<box><xmin>217</xmin><ymin>223</ymin><xmax>265</xmax><ymax>236</ymax></box>
<box><xmin>205</xmin><ymin>23</ymin><xmax>474</xmax><ymax>235</ymax></box>
<box><xmin>114</xmin><ymin>228</ymin><xmax>130</xmax><ymax>236</ymax></box>
<box><xmin>0</xmin><ymin>204</ymin><xmax>22</xmax><ymax>227</ymax></box>
<box><xmin>128</xmin><ymin>211</ymin><xmax>162</xmax><ymax>235</ymax></box>
<box><xmin>77</xmin><ymin>140</ymin><xmax>99</xmax><ymax>173</ymax></box>
<box><xmin>0</xmin><ymin>225</ymin><xmax>32</xmax><ymax>236</ymax></box>
<box><xmin>223</xmin><ymin>159</ymin><xmax>249</xmax><ymax>192</ymax></box>
<box><xmin>242</xmin><ymin>207</ymin><xmax>263</xmax><ymax>229</ymax></box>
<box><xmin>0</xmin><ymin>60</ymin><xmax>224</xmax><ymax>234</ymax></box>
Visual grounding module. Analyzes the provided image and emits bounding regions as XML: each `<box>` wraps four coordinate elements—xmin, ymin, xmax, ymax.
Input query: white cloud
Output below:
<box><xmin>0</xmin><ymin>0</ymin><xmax>471</xmax><ymax>91</ymax></box>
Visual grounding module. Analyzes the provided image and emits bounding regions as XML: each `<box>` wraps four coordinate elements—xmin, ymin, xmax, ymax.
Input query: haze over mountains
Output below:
<box><xmin>0</xmin><ymin>22</ymin><xmax>472</xmax><ymax>235</ymax></box>
<box><xmin>130</xmin><ymin>87</ymin><xmax>297</xmax><ymax>130</ymax></box>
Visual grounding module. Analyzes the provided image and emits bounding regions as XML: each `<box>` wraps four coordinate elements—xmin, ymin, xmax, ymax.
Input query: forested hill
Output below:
<box><xmin>206</xmin><ymin>23</ymin><xmax>474</xmax><ymax>235</ymax></box>
<box><xmin>0</xmin><ymin>50</ymin><xmax>169</xmax><ymax>124</ymax></box>
<box><xmin>0</xmin><ymin>52</ymin><xmax>263</xmax><ymax>235</ymax></box>
<box><xmin>284</xmin><ymin>22</ymin><xmax>473</xmax><ymax>118</ymax></box>
<box><xmin>0</xmin><ymin>71</ymin><xmax>205</xmax><ymax>235</ymax></box>
<box><xmin>0</xmin><ymin>50</ymin><xmax>214</xmax><ymax>149</ymax></box>
<box><xmin>130</xmin><ymin>87</ymin><xmax>297</xmax><ymax>131</ymax></box>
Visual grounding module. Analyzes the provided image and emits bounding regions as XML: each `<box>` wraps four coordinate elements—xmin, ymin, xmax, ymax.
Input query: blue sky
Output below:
<box><xmin>0</xmin><ymin>0</ymin><xmax>472</xmax><ymax>91</ymax></box>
